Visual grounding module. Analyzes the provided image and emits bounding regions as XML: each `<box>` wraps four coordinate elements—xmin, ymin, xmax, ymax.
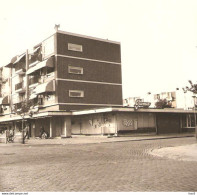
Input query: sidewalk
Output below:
<box><xmin>0</xmin><ymin>132</ymin><xmax>195</xmax><ymax>146</ymax></box>
<box><xmin>150</xmin><ymin>143</ymin><xmax>197</xmax><ymax>162</ymax></box>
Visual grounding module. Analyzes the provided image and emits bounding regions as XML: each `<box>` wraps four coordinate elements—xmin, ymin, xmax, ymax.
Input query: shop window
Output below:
<box><xmin>182</xmin><ymin>114</ymin><xmax>196</xmax><ymax>127</ymax></box>
<box><xmin>68</xmin><ymin>66</ymin><xmax>83</xmax><ymax>75</ymax></box>
<box><xmin>68</xmin><ymin>43</ymin><xmax>83</xmax><ymax>52</ymax></box>
<box><xmin>69</xmin><ymin>90</ymin><xmax>84</xmax><ymax>98</ymax></box>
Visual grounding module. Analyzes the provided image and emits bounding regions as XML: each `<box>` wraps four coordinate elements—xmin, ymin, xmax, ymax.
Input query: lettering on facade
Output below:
<box><xmin>122</xmin><ymin>119</ymin><xmax>133</xmax><ymax>127</ymax></box>
<box><xmin>134</xmin><ymin>99</ymin><xmax>151</xmax><ymax>110</ymax></box>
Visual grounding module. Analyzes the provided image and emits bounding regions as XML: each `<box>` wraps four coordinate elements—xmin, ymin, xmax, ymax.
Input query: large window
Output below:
<box><xmin>69</xmin><ymin>90</ymin><xmax>84</xmax><ymax>98</ymax></box>
<box><xmin>182</xmin><ymin>114</ymin><xmax>195</xmax><ymax>128</ymax></box>
<box><xmin>68</xmin><ymin>66</ymin><xmax>83</xmax><ymax>75</ymax></box>
<box><xmin>68</xmin><ymin>43</ymin><xmax>83</xmax><ymax>52</ymax></box>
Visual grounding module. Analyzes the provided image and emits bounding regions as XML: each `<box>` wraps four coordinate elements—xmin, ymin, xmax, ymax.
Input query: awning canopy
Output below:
<box><xmin>33</xmin><ymin>80</ymin><xmax>55</xmax><ymax>95</ymax></box>
<box><xmin>29</xmin><ymin>46</ymin><xmax>41</xmax><ymax>55</ymax></box>
<box><xmin>13</xmin><ymin>53</ymin><xmax>26</xmax><ymax>64</ymax></box>
<box><xmin>5</xmin><ymin>56</ymin><xmax>18</xmax><ymax>68</ymax></box>
<box><xmin>26</xmin><ymin>56</ymin><xmax>54</xmax><ymax>75</ymax></box>
<box><xmin>0</xmin><ymin>96</ymin><xmax>9</xmax><ymax>105</ymax></box>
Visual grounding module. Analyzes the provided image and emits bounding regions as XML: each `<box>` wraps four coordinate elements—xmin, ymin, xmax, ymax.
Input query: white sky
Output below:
<box><xmin>1</xmin><ymin>0</ymin><xmax>197</xmax><ymax>98</ymax></box>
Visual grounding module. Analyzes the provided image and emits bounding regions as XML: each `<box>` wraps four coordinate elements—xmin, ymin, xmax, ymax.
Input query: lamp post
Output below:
<box><xmin>147</xmin><ymin>92</ymin><xmax>151</xmax><ymax>106</ymax></box>
<box><xmin>192</xmin><ymin>95</ymin><xmax>197</xmax><ymax>140</ymax></box>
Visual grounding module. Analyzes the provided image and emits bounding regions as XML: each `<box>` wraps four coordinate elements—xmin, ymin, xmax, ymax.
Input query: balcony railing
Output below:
<box><xmin>29</xmin><ymin>76</ymin><xmax>40</xmax><ymax>86</ymax></box>
<box><xmin>29</xmin><ymin>53</ymin><xmax>42</xmax><ymax>65</ymax></box>
<box><xmin>15</xmin><ymin>81</ymin><xmax>24</xmax><ymax>91</ymax></box>
<box><xmin>15</xmin><ymin>62</ymin><xmax>26</xmax><ymax>72</ymax></box>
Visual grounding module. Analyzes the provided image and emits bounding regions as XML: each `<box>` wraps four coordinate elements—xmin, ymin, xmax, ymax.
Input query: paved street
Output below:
<box><xmin>0</xmin><ymin>136</ymin><xmax>197</xmax><ymax>192</ymax></box>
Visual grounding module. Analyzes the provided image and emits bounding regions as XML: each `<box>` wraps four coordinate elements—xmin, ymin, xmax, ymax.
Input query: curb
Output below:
<box><xmin>0</xmin><ymin>134</ymin><xmax>195</xmax><ymax>147</ymax></box>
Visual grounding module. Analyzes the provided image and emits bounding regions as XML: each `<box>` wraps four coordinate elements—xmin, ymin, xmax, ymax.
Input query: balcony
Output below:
<box><xmin>42</xmin><ymin>72</ymin><xmax>54</xmax><ymax>83</ymax></box>
<box><xmin>32</xmin><ymin>80</ymin><xmax>55</xmax><ymax>95</ymax></box>
<box><xmin>29</xmin><ymin>76</ymin><xmax>40</xmax><ymax>87</ymax></box>
<box><xmin>26</xmin><ymin>56</ymin><xmax>54</xmax><ymax>75</ymax></box>
<box><xmin>15</xmin><ymin>62</ymin><xmax>26</xmax><ymax>75</ymax></box>
<box><xmin>0</xmin><ymin>95</ymin><xmax>9</xmax><ymax>105</ymax></box>
<box><xmin>12</xmin><ymin>96</ymin><xmax>23</xmax><ymax>105</ymax></box>
<box><xmin>29</xmin><ymin>52</ymin><xmax>42</xmax><ymax>66</ymax></box>
<box><xmin>15</xmin><ymin>81</ymin><xmax>26</xmax><ymax>94</ymax></box>
<box><xmin>31</xmin><ymin>97</ymin><xmax>43</xmax><ymax>109</ymax></box>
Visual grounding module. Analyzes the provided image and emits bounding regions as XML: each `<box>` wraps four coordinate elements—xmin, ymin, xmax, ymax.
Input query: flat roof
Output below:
<box><xmin>57</xmin><ymin>30</ymin><xmax>121</xmax><ymax>45</ymax></box>
<box><xmin>0</xmin><ymin>107</ymin><xmax>195</xmax><ymax>123</ymax></box>
<box><xmin>72</xmin><ymin>107</ymin><xmax>197</xmax><ymax>115</ymax></box>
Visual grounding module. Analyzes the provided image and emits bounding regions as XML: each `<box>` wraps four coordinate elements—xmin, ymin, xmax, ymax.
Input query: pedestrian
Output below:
<box><xmin>5</xmin><ymin>129</ymin><xmax>9</xmax><ymax>144</ymax></box>
<box><xmin>24</xmin><ymin>126</ymin><xmax>29</xmax><ymax>139</ymax></box>
<box><xmin>40</xmin><ymin>126</ymin><xmax>45</xmax><ymax>138</ymax></box>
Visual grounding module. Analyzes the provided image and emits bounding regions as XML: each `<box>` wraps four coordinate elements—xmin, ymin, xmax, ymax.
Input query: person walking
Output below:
<box><xmin>40</xmin><ymin>126</ymin><xmax>45</xmax><ymax>138</ymax></box>
<box><xmin>24</xmin><ymin>125</ymin><xmax>29</xmax><ymax>140</ymax></box>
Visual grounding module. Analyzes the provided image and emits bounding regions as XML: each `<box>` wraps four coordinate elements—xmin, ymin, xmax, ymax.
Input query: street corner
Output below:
<box><xmin>149</xmin><ymin>143</ymin><xmax>197</xmax><ymax>162</ymax></box>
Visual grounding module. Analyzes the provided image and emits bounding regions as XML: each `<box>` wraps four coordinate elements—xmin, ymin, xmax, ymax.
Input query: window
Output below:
<box><xmin>68</xmin><ymin>43</ymin><xmax>83</xmax><ymax>52</ymax></box>
<box><xmin>68</xmin><ymin>66</ymin><xmax>83</xmax><ymax>75</ymax></box>
<box><xmin>69</xmin><ymin>90</ymin><xmax>84</xmax><ymax>98</ymax></box>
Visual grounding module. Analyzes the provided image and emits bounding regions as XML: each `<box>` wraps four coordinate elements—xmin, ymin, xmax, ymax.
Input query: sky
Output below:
<box><xmin>1</xmin><ymin>0</ymin><xmax>197</xmax><ymax>99</ymax></box>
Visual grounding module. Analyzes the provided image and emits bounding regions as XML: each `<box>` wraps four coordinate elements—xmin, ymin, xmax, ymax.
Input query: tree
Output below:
<box><xmin>183</xmin><ymin>80</ymin><xmax>197</xmax><ymax>140</ymax></box>
<box><xmin>13</xmin><ymin>98</ymin><xmax>33</xmax><ymax>144</ymax></box>
<box><xmin>155</xmin><ymin>99</ymin><xmax>172</xmax><ymax>109</ymax></box>
<box><xmin>184</xmin><ymin>80</ymin><xmax>197</xmax><ymax>94</ymax></box>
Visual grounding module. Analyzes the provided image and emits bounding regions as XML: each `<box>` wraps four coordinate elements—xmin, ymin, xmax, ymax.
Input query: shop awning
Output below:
<box><xmin>26</xmin><ymin>56</ymin><xmax>54</xmax><ymax>75</ymax></box>
<box><xmin>0</xmin><ymin>96</ymin><xmax>9</xmax><ymax>105</ymax></box>
<box><xmin>33</xmin><ymin>80</ymin><xmax>55</xmax><ymax>95</ymax></box>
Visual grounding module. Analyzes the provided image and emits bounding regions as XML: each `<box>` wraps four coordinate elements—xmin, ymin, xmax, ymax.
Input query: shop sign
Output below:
<box><xmin>134</xmin><ymin>99</ymin><xmax>151</xmax><ymax>110</ymax></box>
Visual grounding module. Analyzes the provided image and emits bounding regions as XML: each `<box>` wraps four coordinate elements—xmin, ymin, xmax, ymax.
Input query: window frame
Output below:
<box><xmin>68</xmin><ymin>66</ymin><xmax>83</xmax><ymax>75</ymax></box>
<box><xmin>69</xmin><ymin>90</ymin><xmax>84</xmax><ymax>98</ymax></box>
<box><xmin>68</xmin><ymin>43</ymin><xmax>83</xmax><ymax>52</ymax></box>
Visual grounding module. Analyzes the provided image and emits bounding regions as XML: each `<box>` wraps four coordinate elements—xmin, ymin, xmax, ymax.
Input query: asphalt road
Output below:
<box><xmin>0</xmin><ymin>137</ymin><xmax>197</xmax><ymax>192</ymax></box>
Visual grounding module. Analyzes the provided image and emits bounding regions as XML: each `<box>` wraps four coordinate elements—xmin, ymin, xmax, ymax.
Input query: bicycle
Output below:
<box><xmin>7</xmin><ymin>134</ymin><xmax>14</xmax><ymax>143</ymax></box>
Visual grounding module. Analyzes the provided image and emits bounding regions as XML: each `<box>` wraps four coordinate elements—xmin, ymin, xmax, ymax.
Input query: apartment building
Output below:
<box><xmin>124</xmin><ymin>90</ymin><xmax>196</xmax><ymax>110</ymax></box>
<box><xmin>0</xmin><ymin>30</ymin><xmax>122</xmax><ymax>137</ymax></box>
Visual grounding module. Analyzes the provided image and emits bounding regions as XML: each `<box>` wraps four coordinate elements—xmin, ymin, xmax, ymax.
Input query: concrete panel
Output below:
<box><xmin>117</xmin><ymin>113</ymin><xmax>138</xmax><ymax>131</ymax></box>
<box><xmin>71</xmin><ymin>113</ymin><xmax>116</xmax><ymax>135</ymax></box>
<box><xmin>57</xmin><ymin>80</ymin><xmax>123</xmax><ymax>106</ymax></box>
<box><xmin>80</xmin><ymin>115</ymin><xmax>102</xmax><ymax>135</ymax></box>
<box><xmin>57</xmin><ymin>56</ymin><xmax>122</xmax><ymax>84</ymax></box>
<box><xmin>57</xmin><ymin>33</ymin><xmax>121</xmax><ymax>63</ymax></box>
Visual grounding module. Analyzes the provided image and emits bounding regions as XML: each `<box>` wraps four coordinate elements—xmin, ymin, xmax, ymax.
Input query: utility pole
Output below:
<box><xmin>192</xmin><ymin>95</ymin><xmax>197</xmax><ymax>140</ymax></box>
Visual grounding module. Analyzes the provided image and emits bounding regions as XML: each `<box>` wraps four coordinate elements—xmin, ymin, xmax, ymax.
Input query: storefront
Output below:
<box><xmin>0</xmin><ymin>107</ymin><xmax>196</xmax><ymax>139</ymax></box>
<box><xmin>71</xmin><ymin>108</ymin><xmax>196</xmax><ymax>136</ymax></box>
